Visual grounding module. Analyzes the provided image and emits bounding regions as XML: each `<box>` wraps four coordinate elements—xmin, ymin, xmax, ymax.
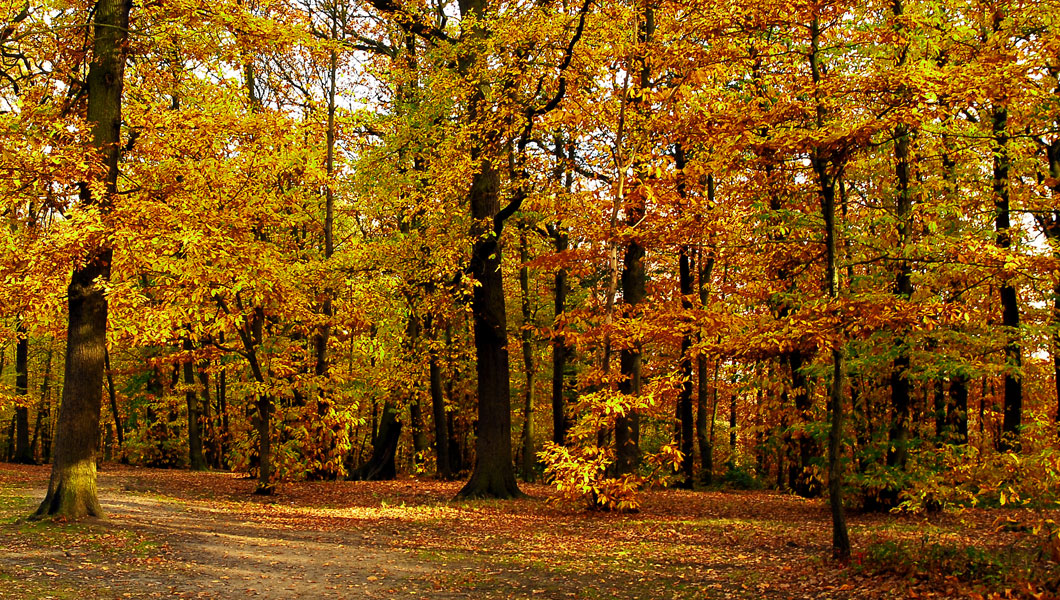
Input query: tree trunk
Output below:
<box><xmin>30</xmin><ymin>343</ymin><xmax>55</xmax><ymax>463</ymax></box>
<box><xmin>993</xmin><ymin>105</ymin><xmax>1023</xmax><ymax>453</ymax></box>
<box><xmin>677</xmin><ymin>247</ymin><xmax>695</xmax><ymax>486</ymax></box>
<box><xmin>810</xmin><ymin>13</ymin><xmax>849</xmax><ymax>561</ymax></box>
<box><xmin>104</xmin><ymin>347</ymin><xmax>125</xmax><ymax>462</ymax></box>
<box><xmin>455</xmin><ymin>0</ymin><xmax>521</xmax><ymax>500</ymax></box>
<box><xmin>35</xmin><ymin>0</ymin><xmax>131</xmax><ymax>519</ymax></box>
<box><xmin>458</xmin><ymin>158</ymin><xmax>522</xmax><ymax>499</ymax></box>
<box><xmin>886</xmin><ymin>119</ymin><xmax>914</xmax><ymax>474</ymax></box>
<box><xmin>519</xmin><ymin>231</ymin><xmax>536</xmax><ymax>481</ymax></box>
<box><xmin>14</xmin><ymin>325</ymin><xmax>33</xmax><ymax>464</ymax></box>
<box><xmin>351</xmin><ymin>400</ymin><xmax>402</xmax><ymax>481</ymax></box>
<box><xmin>551</xmin><ymin>226</ymin><xmax>570</xmax><ymax>446</ymax></box>
<box><xmin>428</xmin><ymin>328</ymin><xmax>451</xmax><ymax>479</ymax></box>
<box><xmin>182</xmin><ymin>337</ymin><xmax>205</xmax><ymax>470</ymax></box>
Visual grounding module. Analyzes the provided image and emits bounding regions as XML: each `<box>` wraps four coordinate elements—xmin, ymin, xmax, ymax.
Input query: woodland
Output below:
<box><xmin>0</xmin><ymin>0</ymin><xmax>1059</xmax><ymax>594</ymax></box>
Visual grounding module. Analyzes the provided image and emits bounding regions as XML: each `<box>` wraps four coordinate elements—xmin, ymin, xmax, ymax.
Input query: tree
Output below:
<box><xmin>35</xmin><ymin>0</ymin><xmax>133</xmax><ymax>519</ymax></box>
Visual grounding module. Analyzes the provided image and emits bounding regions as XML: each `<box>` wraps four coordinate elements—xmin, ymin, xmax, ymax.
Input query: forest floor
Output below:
<box><xmin>0</xmin><ymin>463</ymin><xmax>1055</xmax><ymax>600</ymax></box>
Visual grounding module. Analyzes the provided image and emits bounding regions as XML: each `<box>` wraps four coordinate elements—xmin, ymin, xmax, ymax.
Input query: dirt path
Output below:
<box><xmin>101</xmin><ymin>493</ymin><xmax>449</xmax><ymax>599</ymax></box>
<box><xmin>2</xmin><ymin>469</ymin><xmax>479</xmax><ymax>599</ymax></box>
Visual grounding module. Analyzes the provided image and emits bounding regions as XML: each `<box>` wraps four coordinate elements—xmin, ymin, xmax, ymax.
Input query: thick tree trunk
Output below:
<box><xmin>454</xmin><ymin>0</ymin><xmax>521</xmax><ymax>500</ymax></box>
<box><xmin>458</xmin><ymin>160</ymin><xmax>522</xmax><ymax>499</ymax></box>
<box><xmin>35</xmin><ymin>0</ymin><xmax>130</xmax><ymax>519</ymax></box>
<box><xmin>993</xmin><ymin>105</ymin><xmax>1023</xmax><ymax>452</ymax></box>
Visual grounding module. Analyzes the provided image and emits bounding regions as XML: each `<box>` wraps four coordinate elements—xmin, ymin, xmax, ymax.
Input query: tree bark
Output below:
<box><xmin>351</xmin><ymin>400</ymin><xmax>402</xmax><ymax>480</ymax></box>
<box><xmin>35</xmin><ymin>0</ymin><xmax>131</xmax><ymax>519</ymax></box>
<box><xmin>14</xmin><ymin>324</ymin><xmax>33</xmax><ymax>464</ymax></box>
<box><xmin>182</xmin><ymin>337</ymin><xmax>205</xmax><ymax>470</ymax></box>
<box><xmin>993</xmin><ymin>104</ymin><xmax>1023</xmax><ymax>453</ymax></box>
<box><xmin>458</xmin><ymin>158</ymin><xmax>522</xmax><ymax>498</ymax></box>
<box><xmin>519</xmin><ymin>231</ymin><xmax>537</xmax><ymax>481</ymax></box>
<box><xmin>454</xmin><ymin>0</ymin><xmax>522</xmax><ymax>500</ymax></box>
<box><xmin>428</xmin><ymin>323</ymin><xmax>451</xmax><ymax>479</ymax></box>
<box><xmin>810</xmin><ymin>13</ymin><xmax>849</xmax><ymax>561</ymax></box>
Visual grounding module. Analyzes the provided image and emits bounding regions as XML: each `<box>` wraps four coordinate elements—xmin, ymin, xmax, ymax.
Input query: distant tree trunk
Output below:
<box><xmin>674</xmin><ymin>145</ymin><xmax>695</xmax><ymax>487</ymax></box>
<box><xmin>550</xmin><ymin>139</ymin><xmax>572</xmax><ymax>446</ymax></box>
<box><xmin>103</xmin><ymin>347</ymin><xmax>125</xmax><ymax>462</ymax></box>
<box><xmin>35</xmin><ymin>0</ymin><xmax>131</xmax><ymax>520</ymax></box>
<box><xmin>404</xmin><ymin>313</ymin><xmax>429</xmax><ymax>466</ymax></box>
<box><xmin>14</xmin><ymin>325</ymin><xmax>33</xmax><ymax>464</ymax></box>
<box><xmin>992</xmin><ymin>104</ymin><xmax>1023</xmax><ymax>453</ymax></box>
<box><xmin>30</xmin><ymin>344</ymin><xmax>55</xmax><ymax>463</ymax></box>
<box><xmin>787</xmin><ymin>351</ymin><xmax>819</xmax><ymax>497</ymax></box>
<box><xmin>428</xmin><ymin>322</ymin><xmax>451</xmax><ymax>479</ymax></box>
<box><xmin>948</xmin><ymin>374</ymin><xmax>969</xmax><ymax>444</ymax></box>
<box><xmin>677</xmin><ymin>247</ymin><xmax>695</xmax><ymax>487</ymax></box>
<box><xmin>728</xmin><ymin>385</ymin><xmax>737</xmax><ymax>458</ymax></box>
<box><xmin>197</xmin><ymin>362</ymin><xmax>215</xmax><ymax>468</ymax></box>
<box><xmin>216</xmin><ymin>347</ymin><xmax>229</xmax><ymax>467</ymax></box>
<box><xmin>519</xmin><ymin>231</ymin><xmax>537</xmax><ymax>481</ymax></box>
<box><xmin>351</xmin><ymin>400</ymin><xmax>402</xmax><ymax>480</ymax></box>
<box><xmin>551</xmin><ymin>227</ymin><xmax>570</xmax><ymax>446</ymax></box>
<box><xmin>887</xmin><ymin>120</ymin><xmax>914</xmax><ymax>475</ymax></box>
<box><xmin>182</xmin><ymin>337</ymin><xmax>205</xmax><ymax>470</ymax></box>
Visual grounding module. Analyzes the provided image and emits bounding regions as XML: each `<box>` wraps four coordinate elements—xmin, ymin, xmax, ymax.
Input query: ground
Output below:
<box><xmin>0</xmin><ymin>463</ymin><xmax>1054</xmax><ymax>599</ymax></box>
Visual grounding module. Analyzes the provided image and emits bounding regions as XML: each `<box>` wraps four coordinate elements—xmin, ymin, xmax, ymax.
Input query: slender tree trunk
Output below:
<box><xmin>35</xmin><ymin>0</ymin><xmax>131</xmax><ymax>519</ymax></box>
<box><xmin>551</xmin><ymin>229</ymin><xmax>570</xmax><ymax>446</ymax></box>
<box><xmin>810</xmin><ymin>13</ymin><xmax>849</xmax><ymax>561</ymax></box>
<box><xmin>14</xmin><ymin>324</ymin><xmax>33</xmax><ymax>464</ymax></box>
<box><xmin>428</xmin><ymin>322</ymin><xmax>451</xmax><ymax>479</ymax></box>
<box><xmin>678</xmin><ymin>247</ymin><xmax>695</xmax><ymax>486</ymax></box>
<box><xmin>182</xmin><ymin>337</ymin><xmax>205</xmax><ymax>470</ymax></box>
<box><xmin>948</xmin><ymin>374</ymin><xmax>969</xmax><ymax>444</ymax></box>
<box><xmin>519</xmin><ymin>231</ymin><xmax>537</xmax><ymax>481</ymax></box>
<box><xmin>30</xmin><ymin>343</ymin><xmax>54</xmax><ymax>463</ymax></box>
<box><xmin>197</xmin><ymin>361</ymin><xmax>215</xmax><ymax>468</ymax></box>
<box><xmin>673</xmin><ymin>145</ymin><xmax>695</xmax><ymax>487</ymax></box>
<box><xmin>550</xmin><ymin>139</ymin><xmax>572</xmax><ymax>446</ymax></box>
<box><xmin>887</xmin><ymin>120</ymin><xmax>914</xmax><ymax>474</ymax></box>
<box><xmin>313</xmin><ymin>10</ymin><xmax>338</xmax><ymax>403</ymax></box>
<box><xmin>992</xmin><ymin>105</ymin><xmax>1023</xmax><ymax>453</ymax></box>
<box><xmin>103</xmin><ymin>347</ymin><xmax>124</xmax><ymax>461</ymax></box>
<box><xmin>728</xmin><ymin>386</ymin><xmax>737</xmax><ymax>459</ymax></box>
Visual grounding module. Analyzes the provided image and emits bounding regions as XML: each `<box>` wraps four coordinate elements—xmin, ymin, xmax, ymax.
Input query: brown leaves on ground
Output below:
<box><xmin>0</xmin><ymin>463</ymin><xmax>1056</xmax><ymax>599</ymax></box>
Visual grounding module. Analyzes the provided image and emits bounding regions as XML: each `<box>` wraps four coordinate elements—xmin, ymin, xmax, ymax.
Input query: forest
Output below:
<box><xmin>1</xmin><ymin>0</ymin><xmax>1059</xmax><ymax>586</ymax></box>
